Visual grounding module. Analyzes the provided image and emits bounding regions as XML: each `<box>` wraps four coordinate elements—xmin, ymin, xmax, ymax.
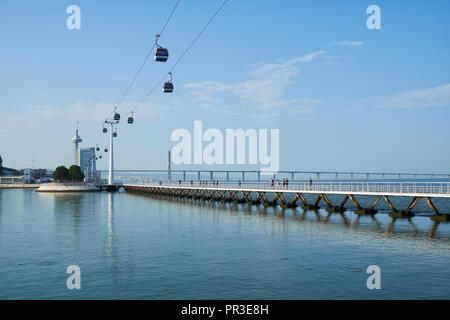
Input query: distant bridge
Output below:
<box><xmin>101</xmin><ymin>169</ymin><xmax>450</xmax><ymax>182</ymax></box>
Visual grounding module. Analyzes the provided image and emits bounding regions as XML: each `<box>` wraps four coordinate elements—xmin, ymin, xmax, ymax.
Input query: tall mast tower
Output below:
<box><xmin>72</xmin><ymin>121</ymin><xmax>82</xmax><ymax>166</ymax></box>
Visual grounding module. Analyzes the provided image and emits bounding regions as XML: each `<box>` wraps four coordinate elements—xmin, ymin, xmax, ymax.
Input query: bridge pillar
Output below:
<box><xmin>242</xmin><ymin>171</ymin><xmax>245</xmax><ymax>181</ymax></box>
<box><xmin>183</xmin><ymin>171</ymin><xmax>186</xmax><ymax>182</ymax></box>
<box><xmin>257</xmin><ymin>171</ymin><xmax>261</xmax><ymax>182</ymax></box>
<box><xmin>226</xmin><ymin>171</ymin><xmax>229</xmax><ymax>182</ymax></box>
<box><xmin>197</xmin><ymin>171</ymin><xmax>200</xmax><ymax>181</ymax></box>
<box><xmin>210</xmin><ymin>171</ymin><xmax>213</xmax><ymax>181</ymax></box>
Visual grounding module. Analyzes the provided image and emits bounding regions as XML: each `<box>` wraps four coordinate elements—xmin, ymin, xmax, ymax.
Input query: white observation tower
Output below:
<box><xmin>72</xmin><ymin>121</ymin><xmax>82</xmax><ymax>166</ymax></box>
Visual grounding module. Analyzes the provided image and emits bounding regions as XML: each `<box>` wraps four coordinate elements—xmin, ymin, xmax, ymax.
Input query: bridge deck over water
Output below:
<box><xmin>123</xmin><ymin>181</ymin><xmax>450</xmax><ymax>221</ymax></box>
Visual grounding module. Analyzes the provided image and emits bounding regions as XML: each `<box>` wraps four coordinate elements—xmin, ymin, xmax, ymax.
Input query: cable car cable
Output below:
<box><xmin>129</xmin><ymin>0</ymin><xmax>228</xmax><ymax>114</ymax></box>
<box><xmin>114</xmin><ymin>0</ymin><xmax>181</xmax><ymax>109</ymax></box>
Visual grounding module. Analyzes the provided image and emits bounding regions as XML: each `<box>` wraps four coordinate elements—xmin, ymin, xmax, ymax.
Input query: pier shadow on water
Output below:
<box><xmin>129</xmin><ymin>192</ymin><xmax>450</xmax><ymax>243</ymax></box>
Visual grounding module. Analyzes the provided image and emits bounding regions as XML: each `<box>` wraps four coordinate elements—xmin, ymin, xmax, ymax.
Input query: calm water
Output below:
<box><xmin>0</xmin><ymin>188</ymin><xmax>449</xmax><ymax>299</ymax></box>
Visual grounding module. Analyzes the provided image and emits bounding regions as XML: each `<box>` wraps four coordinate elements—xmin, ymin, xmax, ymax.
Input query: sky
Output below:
<box><xmin>0</xmin><ymin>0</ymin><xmax>449</xmax><ymax>174</ymax></box>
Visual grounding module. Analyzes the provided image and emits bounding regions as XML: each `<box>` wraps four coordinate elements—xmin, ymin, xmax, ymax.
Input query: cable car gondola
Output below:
<box><xmin>96</xmin><ymin>146</ymin><xmax>100</xmax><ymax>151</ymax></box>
<box><xmin>128</xmin><ymin>112</ymin><xmax>134</xmax><ymax>124</ymax></box>
<box><xmin>163</xmin><ymin>72</ymin><xmax>174</xmax><ymax>93</ymax></box>
<box><xmin>113</xmin><ymin>132</ymin><xmax>117</xmax><ymax>138</ymax></box>
<box><xmin>103</xmin><ymin>127</ymin><xmax>107</xmax><ymax>133</ymax></box>
<box><xmin>104</xmin><ymin>148</ymin><xmax>108</xmax><ymax>153</ymax></box>
<box><xmin>112</xmin><ymin>106</ymin><xmax>120</xmax><ymax>122</ymax></box>
<box><xmin>154</xmin><ymin>34</ymin><xmax>169</xmax><ymax>62</ymax></box>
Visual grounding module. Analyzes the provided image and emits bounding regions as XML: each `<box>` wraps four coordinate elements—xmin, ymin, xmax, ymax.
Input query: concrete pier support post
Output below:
<box><xmin>226</xmin><ymin>171</ymin><xmax>229</xmax><ymax>182</ymax></box>
<box><xmin>210</xmin><ymin>171</ymin><xmax>213</xmax><ymax>181</ymax></box>
<box><xmin>197</xmin><ymin>171</ymin><xmax>200</xmax><ymax>181</ymax></box>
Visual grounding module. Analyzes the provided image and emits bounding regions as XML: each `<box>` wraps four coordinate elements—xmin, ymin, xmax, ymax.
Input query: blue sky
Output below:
<box><xmin>0</xmin><ymin>0</ymin><xmax>449</xmax><ymax>173</ymax></box>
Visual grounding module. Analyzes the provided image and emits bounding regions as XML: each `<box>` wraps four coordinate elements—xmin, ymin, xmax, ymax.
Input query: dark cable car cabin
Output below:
<box><xmin>154</xmin><ymin>34</ymin><xmax>168</xmax><ymax>62</ymax></box>
<box><xmin>96</xmin><ymin>147</ymin><xmax>100</xmax><ymax>151</ymax></box>
<box><xmin>104</xmin><ymin>148</ymin><xmax>108</xmax><ymax>153</ymax></box>
<box><xmin>114</xmin><ymin>112</ymin><xmax>120</xmax><ymax>121</ymax></box>
<box><xmin>128</xmin><ymin>112</ymin><xmax>134</xmax><ymax>124</ymax></box>
<box><xmin>103</xmin><ymin>127</ymin><xmax>107</xmax><ymax>133</ymax></box>
<box><xmin>113</xmin><ymin>132</ymin><xmax>117</xmax><ymax>137</ymax></box>
<box><xmin>163</xmin><ymin>82</ymin><xmax>174</xmax><ymax>93</ymax></box>
<box><xmin>155</xmin><ymin>48</ymin><xmax>169</xmax><ymax>62</ymax></box>
<box><xmin>163</xmin><ymin>72</ymin><xmax>174</xmax><ymax>93</ymax></box>
<box><xmin>99</xmin><ymin>155</ymin><xmax>102</xmax><ymax>159</ymax></box>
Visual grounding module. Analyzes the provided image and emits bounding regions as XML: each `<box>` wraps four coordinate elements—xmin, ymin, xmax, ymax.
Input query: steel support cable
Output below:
<box><xmin>96</xmin><ymin>0</ymin><xmax>182</xmax><ymax>146</ymax></box>
<box><xmin>129</xmin><ymin>0</ymin><xmax>229</xmax><ymax>114</ymax></box>
<box><xmin>115</xmin><ymin>0</ymin><xmax>182</xmax><ymax>111</ymax></box>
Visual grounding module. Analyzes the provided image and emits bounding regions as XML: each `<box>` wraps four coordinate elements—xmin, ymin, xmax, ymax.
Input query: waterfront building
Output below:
<box><xmin>79</xmin><ymin>147</ymin><xmax>97</xmax><ymax>182</ymax></box>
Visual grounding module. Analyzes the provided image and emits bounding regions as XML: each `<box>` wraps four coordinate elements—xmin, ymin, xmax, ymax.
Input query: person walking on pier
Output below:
<box><xmin>276</xmin><ymin>179</ymin><xmax>280</xmax><ymax>189</ymax></box>
<box><xmin>308</xmin><ymin>178</ymin><xmax>312</xmax><ymax>190</ymax></box>
<box><xmin>238</xmin><ymin>179</ymin><xmax>241</xmax><ymax>187</ymax></box>
<box><xmin>286</xmin><ymin>178</ymin><xmax>289</xmax><ymax>189</ymax></box>
<box><xmin>270</xmin><ymin>178</ymin><xmax>274</xmax><ymax>189</ymax></box>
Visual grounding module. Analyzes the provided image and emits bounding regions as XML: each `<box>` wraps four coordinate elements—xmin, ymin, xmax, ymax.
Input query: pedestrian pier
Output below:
<box><xmin>123</xmin><ymin>181</ymin><xmax>450</xmax><ymax>222</ymax></box>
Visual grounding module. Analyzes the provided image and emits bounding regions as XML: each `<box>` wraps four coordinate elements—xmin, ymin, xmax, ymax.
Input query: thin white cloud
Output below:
<box><xmin>0</xmin><ymin>100</ymin><xmax>175</xmax><ymax>130</ymax></box>
<box><xmin>326</xmin><ymin>41</ymin><xmax>364</xmax><ymax>48</ymax></box>
<box><xmin>186</xmin><ymin>51</ymin><xmax>325</xmax><ymax>117</ymax></box>
<box><xmin>366</xmin><ymin>83</ymin><xmax>450</xmax><ymax>109</ymax></box>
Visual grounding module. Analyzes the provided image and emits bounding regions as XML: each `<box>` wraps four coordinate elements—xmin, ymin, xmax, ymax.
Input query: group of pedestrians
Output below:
<box><xmin>197</xmin><ymin>179</ymin><xmax>219</xmax><ymax>186</ymax></box>
<box><xmin>270</xmin><ymin>178</ymin><xmax>289</xmax><ymax>189</ymax></box>
<box><xmin>166</xmin><ymin>177</ymin><xmax>313</xmax><ymax>190</ymax></box>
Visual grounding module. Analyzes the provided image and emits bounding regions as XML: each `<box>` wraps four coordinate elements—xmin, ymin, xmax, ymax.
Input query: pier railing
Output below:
<box><xmin>118</xmin><ymin>178</ymin><xmax>450</xmax><ymax>196</ymax></box>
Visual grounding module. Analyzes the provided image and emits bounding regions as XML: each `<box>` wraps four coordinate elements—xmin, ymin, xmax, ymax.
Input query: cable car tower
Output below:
<box><xmin>103</xmin><ymin>108</ymin><xmax>121</xmax><ymax>190</ymax></box>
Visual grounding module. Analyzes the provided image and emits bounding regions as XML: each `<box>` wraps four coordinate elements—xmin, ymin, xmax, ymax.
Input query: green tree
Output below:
<box><xmin>68</xmin><ymin>165</ymin><xmax>85</xmax><ymax>182</ymax></box>
<box><xmin>52</xmin><ymin>166</ymin><xmax>70</xmax><ymax>182</ymax></box>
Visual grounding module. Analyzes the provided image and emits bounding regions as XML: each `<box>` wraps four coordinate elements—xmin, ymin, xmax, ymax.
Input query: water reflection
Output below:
<box><xmin>0</xmin><ymin>190</ymin><xmax>3</xmax><ymax>231</ymax></box>
<box><xmin>106</xmin><ymin>193</ymin><xmax>119</xmax><ymax>290</ymax></box>
<box><xmin>128</xmin><ymin>193</ymin><xmax>450</xmax><ymax>243</ymax></box>
<box><xmin>52</xmin><ymin>193</ymin><xmax>85</xmax><ymax>241</ymax></box>
<box><xmin>351</xmin><ymin>214</ymin><xmax>382</xmax><ymax>233</ymax></box>
<box><xmin>387</xmin><ymin>217</ymin><xmax>419</xmax><ymax>237</ymax></box>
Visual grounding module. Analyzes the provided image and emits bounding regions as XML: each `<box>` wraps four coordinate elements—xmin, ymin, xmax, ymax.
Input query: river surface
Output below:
<box><xmin>0</xmin><ymin>189</ymin><xmax>449</xmax><ymax>299</ymax></box>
